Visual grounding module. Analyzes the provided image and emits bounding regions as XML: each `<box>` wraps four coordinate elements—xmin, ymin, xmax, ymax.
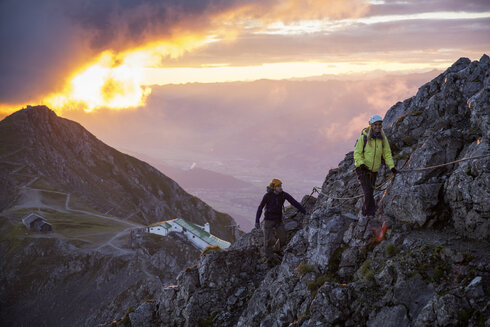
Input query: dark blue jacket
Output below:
<box><xmin>256</xmin><ymin>191</ymin><xmax>306</xmax><ymax>224</ymax></box>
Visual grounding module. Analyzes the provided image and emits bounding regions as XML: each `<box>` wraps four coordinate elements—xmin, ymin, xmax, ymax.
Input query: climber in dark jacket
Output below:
<box><xmin>255</xmin><ymin>178</ymin><xmax>306</xmax><ymax>260</ymax></box>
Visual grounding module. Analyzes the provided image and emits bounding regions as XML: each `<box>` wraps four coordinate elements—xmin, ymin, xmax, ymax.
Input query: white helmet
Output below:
<box><xmin>369</xmin><ymin>114</ymin><xmax>383</xmax><ymax>124</ymax></box>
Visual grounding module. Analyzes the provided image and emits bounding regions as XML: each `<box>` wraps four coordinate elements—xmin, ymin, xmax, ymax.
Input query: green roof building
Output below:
<box><xmin>147</xmin><ymin>218</ymin><xmax>230</xmax><ymax>250</ymax></box>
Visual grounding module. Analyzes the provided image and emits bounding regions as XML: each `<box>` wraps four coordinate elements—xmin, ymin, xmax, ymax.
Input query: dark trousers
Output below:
<box><xmin>263</xmin><ymin>219</ymin><xmax>286</xmax><ymax>259</ymax></box>
<box><xmin>356</xmin><ymin>167</ymin><xmax>378</xmax><ymax>217</ymax></box>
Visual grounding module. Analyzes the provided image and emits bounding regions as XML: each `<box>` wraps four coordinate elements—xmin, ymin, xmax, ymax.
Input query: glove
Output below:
<box><xmin>391</xmin><ymin>168</ymin><xmax>399</xmax><ymax>175</ymax></box>
<box><xmin>255</xmin><ymin>222</ymin><xmax>260</xmax><ymax>229</ymax></box>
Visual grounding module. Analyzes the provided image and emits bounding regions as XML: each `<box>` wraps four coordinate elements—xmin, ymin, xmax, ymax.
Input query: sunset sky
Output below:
<box><xmin>1</xmin><ymin>0</ymin><xmax>489</xmax><ymax>114</ymax></box>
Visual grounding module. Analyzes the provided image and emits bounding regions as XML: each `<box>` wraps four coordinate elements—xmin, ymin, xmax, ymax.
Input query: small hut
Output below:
<box><xmin>22</xmin><ymin>213</ymin><xmax>52</xmax><ymax>232</ymax></box>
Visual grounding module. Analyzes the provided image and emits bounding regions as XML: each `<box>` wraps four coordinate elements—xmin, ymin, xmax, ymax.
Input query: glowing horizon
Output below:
<box><xmin>142</xmin><ymin>60</ymin><xmax>450</xmax><ymax>85</ymax></box>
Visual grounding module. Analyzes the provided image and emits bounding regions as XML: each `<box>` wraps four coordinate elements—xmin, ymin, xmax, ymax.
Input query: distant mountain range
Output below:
<box><xmin>161</xmin><ymin>165</ymin><xmax>254</xmax><ymax>190</ymax></box>
<box><xmin>120</xmin><ymin>150</ymin><xmax>255</xmax><ymax>190</ymax></box>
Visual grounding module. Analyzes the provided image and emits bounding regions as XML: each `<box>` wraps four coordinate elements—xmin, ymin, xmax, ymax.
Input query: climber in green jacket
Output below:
<box><xmin>354</xmin><ymin>114</ymin><xmax>398</xmax><ymax>218</ymax></box>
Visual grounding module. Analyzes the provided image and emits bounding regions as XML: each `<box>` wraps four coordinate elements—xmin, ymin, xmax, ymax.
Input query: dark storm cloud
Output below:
<box><xmin>63</xmin><ymin>0</ymin><xmax>224</xmax><ymax>50</ymax></box>
<box><xmin>0</xmin><ymin>0</ymin><xmax>85</xmax><ymax>103</ymax></box>
<box><xmin>0</xmin><ymin>0</ymin><xmax>257</xmax><ymax>104</ymax></box>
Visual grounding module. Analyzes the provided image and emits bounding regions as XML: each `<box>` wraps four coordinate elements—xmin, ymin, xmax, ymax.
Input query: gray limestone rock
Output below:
<box><xmin>393</xmin><ymin>274</ymin><xmax>435</xmax><ymax>321</ymax></box>
<box><xmin>367</xmin><ymin>305</ymin><xmax>410</xmax><ymax>327</ymax></box>
<box><xmin>465</xmin><ymin>276</ymin><xmax>485</xmax><ymax>300</ymax></box>
<box><xmin>436</xmin><ymin>294</ymin><xmax>464</xmax><ymax>326</ymax></box>
<box><xmin>305</xmin><ymin>213</ymin><xmax>350</xmax><ymax>269</ymax></box>
<box><xmin>306</xmin><ymin>284</ymin><xmax>350</xmax><ymax>325</ymax></box>
<box><xmin>129</xmin><ymin>301</ymin><xmax>158</xmax><ymax>327</ymax></box>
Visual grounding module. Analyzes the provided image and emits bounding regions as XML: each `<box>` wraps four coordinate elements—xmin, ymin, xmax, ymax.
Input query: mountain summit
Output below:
<box><xmin>0</xmin><ymin>105</ymin><xmax>236</xmax><ymax>241</ymax></box>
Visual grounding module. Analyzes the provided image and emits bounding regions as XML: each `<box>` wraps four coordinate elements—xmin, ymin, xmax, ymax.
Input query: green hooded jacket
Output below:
<box><xmin>354</xmin><ymin>127</ymin><xmax>395</xmax><ymax>172</ymax></box>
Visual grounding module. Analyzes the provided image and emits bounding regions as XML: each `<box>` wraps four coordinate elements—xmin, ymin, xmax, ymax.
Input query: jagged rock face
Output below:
<box><xmin>118</xmin><ymin>56</ymin><xmax>490</xmax><ymax>327</ymax></box>
<box><xmin>318</xmin><ymin>55</ymin><xmax>490</xmax><ymax>240</ymax></box>
<box><xmin>125</xmin><ymin>206</ymin><xmax>490</xmax><ymax>327</ymax></box>
<box><xmin>136</xmin><ymin>206</ymin><xmax>352</xmax><ymax>327</ymax></box>
<box><xmin>235</xmin><ymin>207</ymin><xmax>351</xmax><ymax>327</ymax></box>
<box><xmin>158</xmin><ymin>247</ymin><xmax>266</xmax><ymax>327</ymax></box>
<box><xmin>0</xmin><ymin>106</ymin><xmax>236</xmax><ymax>241</ymax></box>
<box><xmin>155</xmin><ymin>196</ymin><xmax>315</xmax><ymax>327</ymax></box>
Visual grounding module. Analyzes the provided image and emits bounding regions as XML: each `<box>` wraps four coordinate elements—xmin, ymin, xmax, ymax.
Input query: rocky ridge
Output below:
<box><xmin>119</xmin><ymin>55</ymin><xmax>490</xmax><ymax>326</ymax></box>
<box><xmin>320</xmin><ymin>55</ymin><xmax>489</xmax><ymax>240</ymax></box>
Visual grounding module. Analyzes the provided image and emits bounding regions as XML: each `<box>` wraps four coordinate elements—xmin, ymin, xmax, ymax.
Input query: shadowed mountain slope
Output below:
<box><xmin>0</xmin><ymin>106</ymin><xmax>236</xmax><ymax>241</ymax></box>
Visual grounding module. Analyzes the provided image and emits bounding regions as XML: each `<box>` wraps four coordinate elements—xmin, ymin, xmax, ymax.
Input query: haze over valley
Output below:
<box><xmin>61</xmin><ymin>71</ymin><xmax>442</xmax><ymax>230</ymax></box>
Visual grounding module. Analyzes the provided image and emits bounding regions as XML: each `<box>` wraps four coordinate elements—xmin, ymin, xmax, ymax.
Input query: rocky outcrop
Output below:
<box><xmin>115</xmin><ymin>55</ymin><xmax>489</xmax><ymax>327</ymax></box>
<box><xmin>382</xmin><ymin>56</ymin><xmax>489</xmax><ymax>239</ymax></box>
<box><xmin>124</xmin><ymin>206</ymin><xmax>489</xmax><ymax>327</ymax></box>
<box><xmin>319</xmin><ymin>54</ymin><xmax>490</xmax><ymax>240</ymax></box>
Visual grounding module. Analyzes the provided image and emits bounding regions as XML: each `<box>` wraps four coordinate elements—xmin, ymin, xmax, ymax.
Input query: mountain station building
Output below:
<box><xmin>22</xmin><ymin>213</ymin><xmax>52</xmax><ymax>232</ymax></box>
<box><xmin>146</xmin><ymin>218</ymin><xmax>230</xmax><ymax>250</ymax></box>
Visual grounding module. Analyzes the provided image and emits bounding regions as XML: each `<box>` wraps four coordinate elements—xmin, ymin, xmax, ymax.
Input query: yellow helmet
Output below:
<box><xmin>269</xmin><ymin>178</ymin><xmax>282</xmax><ymax>188</ymax></box>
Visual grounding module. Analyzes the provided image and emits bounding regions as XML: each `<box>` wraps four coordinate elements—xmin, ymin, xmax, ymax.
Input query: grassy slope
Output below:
<box><xmin>0</xmin><ymin>187</ymin><xmax>131</xmax><ymax>247</ymax></box>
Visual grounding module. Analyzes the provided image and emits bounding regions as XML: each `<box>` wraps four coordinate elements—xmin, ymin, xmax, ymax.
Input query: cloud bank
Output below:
<box><xmin>62</xmin><ymin>70</ymin><xmax>442</xmax><ymax>187</ymax></box>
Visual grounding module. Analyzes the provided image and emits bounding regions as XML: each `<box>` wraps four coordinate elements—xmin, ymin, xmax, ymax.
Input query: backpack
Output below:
<box><xmin>356</xmin><ymin>129</ymin><xmax>384</xmax><ymax>154</ymax></box>
<box><xmin>264</xmin><ymin>187</ymin><xmax>286</xmax><ymax>213</ymax></box>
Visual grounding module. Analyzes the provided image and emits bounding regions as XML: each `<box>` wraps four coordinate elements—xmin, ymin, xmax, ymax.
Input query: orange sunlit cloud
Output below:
<box><xmin>214</xmin><ymin>0</ymin><xmax>369</xmax><ymax>26</ymax></box>
<box><xmin>44</xmin><ymin>52</ymin><xmax>151</xmax><ymax>112</ymax></box>
<box><xmin>42</xmin><ymin>36</ymin><xmax>212</xmax><ymax>113</ymax></box>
